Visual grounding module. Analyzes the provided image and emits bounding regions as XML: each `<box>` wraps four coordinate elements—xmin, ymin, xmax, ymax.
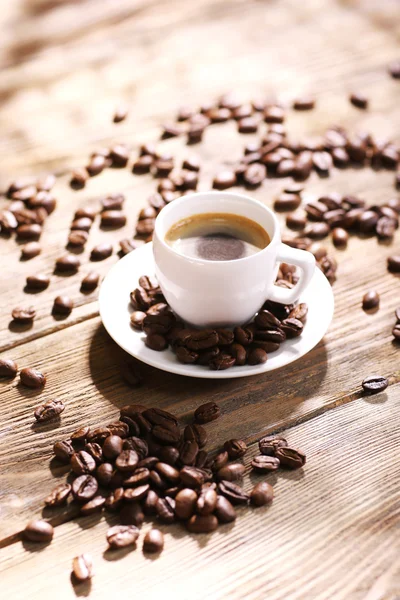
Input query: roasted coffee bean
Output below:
<box><xmin>145</xmin><ymin>334</ymin><xmax>168</xmax><ymax>351</ymax></box>
<box><xmin>209</xmin><ymin>353</ymin><xmax>236</xmax><ymax>370</ymax></box>
<box><xmin>149</xmin><ymin>469</ymin><xmax>167</xmax><ymax>490</ymax></box>
<box><xmin>107</xmin><ymin>525</ymin><xmax>140</xmax><ymax>549</ymax></box>
<box><xmin>224</xmin><ymin>439</ymin><xmax>247</xmax><ymax>459</ymax></box>
<box><xmin>195</xmin><ymin>450</ymin><xmax>208</xmax><ymax>468</ymax></box>
<box><xmin>197</xmin><ymin>488</ymin><xmax>219</xmax><ymax>517</ymax></box>
<box><xmin>70</xmin><ymin>168</ymin><xmax>89</xmax><ymax>187</ymax></box>
<box><xmin>313</xmin><ymin>151</ymin><xmax>332</xmax><ymax>174</ymax></box>
<box><xmin>143</xmin><ymin>529</ymin><xmax>164</xmax><ymax>553</ymax></box>
<box><xmin>53</xmin><ymin>440</ymin><xmax>74</xmax><ymax>463</ymax></box>
<box><xmin>105</xmin><ymin>488</ymin><xmax>124</xmax><ymax>511</ymax></box>
<box><xmin>237</xmin><ymin>116</ymin><xmax>258</xmax><ymax>133</ymax></box>
<box><xmin>229</xmin><ymin>343</ymin><xmax>246</xmax><ymax>366</ymax></box>
<box><xmin>20</xmin><ymin>367</ymin><xmax>45</xmax><ymax>388</ymax></box>
<box><xmin>288</xmin><ymin>303</ymin><xmax>308</xmax><ymax>323</ymax></box>
<box><xmin>70</xmin><ymin>426</ymin><xmax>90</xmax><ymax>445</ymax></box>
<box><xmin>44</xmin><ymin>483</ymin><xmax>71</xmax><ymax>507</ymax></box>
<box><xmin>213</xmin><ymin>170</ymin><xmax>237</xmax><ymax>190</ymax></box>
<box><xmin>248</xmin><ymin>348</ymin><xmax>268</xmax><ymax>365</ymax></box>
<box><xmin>252</xmin><ymin>341</ymin><xmax>279</xmax><ymax>354</ymax></box>
<box><xmin>362</xmin><ymin>375</ymin><xmax>389</xmax><ymax>394</ymax></box>
<box><xmin>243</xmin><ymin>163</ymin><xmax>266</xmax><ymax>187</ymax></box>
<box><xmin>152</xmin><ymin>423</ymin><xmax>181</xmax><ymax>445</ymax></box>
<box><xmin>80</xmin><ymin>495</ymin><xmax>106</xmax><ymax>515</ymax></box>
<box><xmin>332</xmin><ymin>147</ymin><xmax>350</xmax><ymax>167</ymax></box>
<box><xmin>274</xmin><ymin>192</ymin><xmax>301</xmax><ymax>212</ymax></box>
<box><xmin>195</xmin><ymin>347</ymin><xmax>219</xmax><ymax>366</ymax></box>
<box><xmin>53</xmin><ymin>295</ymin><xmax>73</xmax><ymax>315</ymax></box>
<box><xmin>293</xmin><ymin>96</ymin><xmax>315</xmax><ymax>110</ymax></box>
<box><xmin>207</xmin><ymin>107</ymin><xmax>231</xmax><ymax>122</ymax></box>
<box><xmin>350</xmin><ymin>93</ymin><xmax>368</xmax><ymax>109</ymax></box>
<box><xmin>143</xmin><ymin>312</ymin><xmax>175</xmax><ymax>335</ymax></box>
<box><xmin>358</xmin><ymin>210</ymin><xmax>379</xmax><ymax>233</ymax></box>
<box><xmin>158</xmin><ymin>446</ymin><xmax>180</xmax><ymax>465</ymax></box>
<box><xmin>115</xmin><ymin>449</ymin><xmax>139</xmax><ymax>472</ymax></box>
<box><xmin>217</xmin><ymin>463</ymin><xmax>245</xmax><ymax>481</ymax></box>
<box><xmin>210</xmin><ymin>450</ymin><xmax>229</xmax><ymax>472</ymax></box>
<box><xmin>305</xmin><ymin>222</ymin><xmax>330</xmax><ymax>240</ymax></box>
<box><xmin>388</xmin><ymin>60</ymin><xmax>400</xmax><ymax>78</ymax></box>
<box><xmin>71</xmin><ymin>217</ymin><xmax>92</xmax><ymax>232</ymax></box>
<box><xmin>286</xmin><ymin>211</ymin><xmax>306</xmax><ymax>231</ymax></box>
<box><xmin>55</xmin><ymin>255</ymin><xmax>80</xmax><ymax>273</ymax></box>
<box><xmin>21</xmin><ymin>242</ymin><xmax>41</xmax><ymax>260</ymax></box>
<box><xmin>175</xmin><ymin>488</ymin><xmax>198</xmax><ymax>519</ymax></box>
<box><xmin>84</xmin><ymin>443</ymin><xmax>103</xmax><ymax>464</ymax></box>
<box><xmin>133</xmin><ymin>154</ymin><xmax>153</xmax><ymax>174</ymax></box>
<box><xmin>12</xmin><ymin>306</ymin><xmax>36</xmax><ymax>324</ymax></box>
<box><xmin>34</xmin><ymin>399</ymin><xmax>64</xmax><ymax>422</ymax></box>
<box><xmin>0</xmin><ymin>358</ymin><xmax>18</xmax><ymax>378</ymax></box>
<box><xmin>72</xmin><ymin>474</ymin><xmax>98</xmax><ymax>502</ymax></box>
<box><xmin>187</xmin><ymin>514</ymin><xmax>218</xmax><ymax>533</ymax></box>
<box><xmin>124</xmin><ymin>484</ymin><xmax>150</xmax><ymax>502</ymax></box>
<box><xmin>87</xmin><ymin>154</ymin><xmax>106</xmax><ymax>176</ymax></box>
<box><xmin>185</xmin><ymin>330</ymin><xmax>219</xmax><ymax>351</ymax></box>
<box><xmin>109</xmin><ymin>144</ymin><xmax>129</xmax><ymax>166</ymax></box>
<box><xmin>72</xmin><ymin>554</ymin><xmax>93</xmax><ymax>582</ymax></box>
<box><xmin>179</xmin><ymin>440</ymin><xmax>199</xmax><ymax>466</ymax></box>
<box><xmin>120</xmin><ymin>403</ymin><xmax>147</xmax><ymax>417</ymax></box>
<box><xmin>255</xmin><ymin>309</ymin><xmax>281</xmax><ymax>329</ymax></box>
<box><xmin>71</xmin><ymin>450</ymin><xmax>96</xmax><ymax>475</ymax></box>
<box><xmin>81</xmin><ymin>272</ymin><xmax>100</xmax><ymax>292</ymax></box>
<box><xmin>16</xmin><ymin>224</ymin><xmax>42</xmax><ymax>241</ymax></box>
<box><xmin>251</xmin><ymin>455</ymin><xmax>280</xmax><ymax>472</ymax></box>
<box><xmin>90</xmin><ymin>243</ymin><xmax>113</xmax><ymax>261</ymax></box>
<box><xmin>376</xmin><ymin>217</ymin><xmax>396</xmax><ymax>240</ymax></box>
<box><xmin>387</xmin><ymin>255</ymin><xmax>400</xmax><ymax>273</ymax></box>
<box><xmin>392</xmin><ymin>324</ymin><xmax>400</xmax><ymax>340</ymax></box>
<box><xmin>214</xmin><ymin>328</ymin><xmax>234</xmax><ymax>346</ymax></box>
<box><xmin>250</xmin><ymin>482</ymin><xmax>274</xmax><ymax>506</ymax></box>
<box><xmin>113</xmin><ymin>105</ymin><xmax>128</xmax><ymax>123</ymax></box>
<box><xmin>332</xmin><ymin>227</ymin><xmax>348</xmax><ymax>248</ymax></box>
<box><xmin>218</xmin><ymin>480</ymin><xmax>249</xmax><ymax>505</ymax></box>
<box><xmin>95</xmin><ymin>463</ymin><xmax>114</xmax><ymax>487</ymax></box>
<box><xmin>281</xmin><ymin>318</ymin><xmax>303</xmax><ymax>338</ymax></box>
<box><xmin>101</xmin><ymin>210</ymin><xmax>127</xmax><ymax>228</ymax></box>
<box><xmin>156</xmin><ymin>497</ymin><xmax>175</xmax><ymax>523</ymax></box>
<box><xmin>234</xmin><ymin>326</ymin><xmax>253</xmax><ymax>346</ymax></box>
<box><xmin>180</xmin><ymin>466</ymin><xmax>205</xmax><ymax>488</ymax></box>
<box><xmin>154</xmin><ymin>462</ymin><xmax>180</xmax><ymax>483</ymax></box>
<box><xmin>24</xmin><ymin>520</ymin><xmax>54</xmax><ymax>543</ymax></box>
<box><xmin>119</xmin><ymin>239</ymin><xmax>138</xmax><ymax>255</ymax></box>
<box><xmin>362</xmin><ymin>290</ymin><xmax>380</xmax><ymax>310</ymax></box>
<box><xmin>275</xmin><ymin>447</ymin><xmax>306</xmax><ymax>469</ymax></box>
<box><xmin>175</xmin><ymin>346</ymin><xmax>198</xmax><ymax>364</ymax></box>
<box><xmin>68</xmin><ymin>230</ymin><xmax>88</xmax><ymax>247</ymax></box>
<box><xmin>255</xmin><ymin>328</ymin><xmax>286</xmax><ymax>343</ymax></box>
<box><xmin>102</xmin><ymin>435</ymin><xmax>124</xmax><ymax>460</ymax></box>
<box><xmin>122</xmin><ymin>467</ymin><xmax>150</xmax><ymax>487</ymax></box>
<box><xmin>214</xmin><ymin>495</ymin><xmax>237</xmax><ymax>523</ymax></box>
<box><xmin>194</xmin><ymin>402</ymin><xmax>220</xmax><ymax>424</ymax></box>
<box><xmin>0</xmin><ymin>209</ymin><xmax>18</xmax><ymax>232</ymax></box>
<box><xmin>107</xmin><ymin>421</ymin><xmax>129</xmax><ymax>438</ymax></box>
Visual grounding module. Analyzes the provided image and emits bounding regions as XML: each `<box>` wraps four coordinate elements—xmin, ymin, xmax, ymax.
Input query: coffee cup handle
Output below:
<box><xmin>267</xmin><ymin>243</ymin><xmax>316</xmax><ymax>305</ymax></box>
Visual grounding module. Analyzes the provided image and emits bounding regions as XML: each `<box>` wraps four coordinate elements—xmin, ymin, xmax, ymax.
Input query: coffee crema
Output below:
<box><xmin>165</xmin><ymin>212</ymin><xmax>270</xmax><ymax>261</ymax></box>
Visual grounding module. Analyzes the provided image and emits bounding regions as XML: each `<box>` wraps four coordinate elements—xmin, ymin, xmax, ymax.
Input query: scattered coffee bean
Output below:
<box><xmin>53</xmin><ymin>295</ymin><xmax>73</xmax><ymax>315</ymax></box>
<box><xmin>68</xmin><ymin>231</ymin><xmax>88</xmax><ymax>247</ymax></box>
<box><xmin>350</xmin><ymin>93</ymin><xmax>368</xmax><ymax>109</ymax></box>
<box><xmin>392</xmin><ymin>324</ymin><xmax>400</xmax><ymax>340</ymax></box>
<box><xmin>25</xmin><ymin>274</ymin><xmax>50</xmax><ymax>291</ymax></box>
<box><xmin>175</xmin><ymin>488</ymin><xmax>198</xmax><ymax>520</ymax></box>
<box><xmin>362</xmin><ymin>375</ymin><xmax>388</xmax><ymax>394</ymax></box>
<box><xmin>251</xmin><ymin>455</ymin><xmax>280</xmax><ymax>472</ymax></box>
<box><xmin>187</xmin><ymin>514</ymin><xmax>218</xmax><ymax>533</ymax></box>
<box><xmin>217</xmin><ymin>463</ymin><xmax>245</xmax><ymax>481</ymax></box>
<box><xmin>214</xmin><ymin>495</ymin><xmax>237</xmax><ymax>523</ymax></box>
<box><xmin>143</xmin><ymin>529</ymin><xmax>164</xmax><ymax>552</ymax></box>
<box><xmin>72</xmin><ymin>475</ymin><xmax>98</xmax><ymax>502</ymax></box>
<box><xmin>72</xmin><ymin>554</ymin><xmax>93</xmax><ymax>582</ymax></box>
<box><xmin>274</xmin><ymin>192</ymin><xmax>301</xmax><ymax>212</ymax></box>
<box><xmin>218</xmin><ymin>480</ymin><xmax>249</xmax><ymax>505</ymax></box>
<box><xmin>362</xmin><ymin>290</ymin><xmax>380</xmax><ymax>311</ymax></box>
<box><xmin>293</xmin><ymin>96</ymin><xmax>315</xmax><ymax>110</ymax></box>
<box><xmin>23</xmin><ymin>520</ymin><xmax>54</xmax><ymax>543</ymax></box>
<box><xmin>90</xmin><ymin>243</ymin><xmax>113</xmax><ymax>261</ymax></box>
<box><xmin>0</xmin><ymin>358</ymin><xmax>18</xmax><ymax>378</ymax></box>
<box><xmin>248</xmin><ymin>348</ymin><xmax>268</xmax><ymax>365</ymax></box>
<box><xmin>21</xmin><ymin>241</ymin><xmax>41</xmax><ymax>260</ymax></box>
<box><xmin>80</xmin><ymin>496</ymin><xmax>106</xmax><ymax>515</ymax></box>
<box><xmin>107</xmin><ymin>525</ymin><xmax>139</xmax><ymax>549</ymax></box>
<box><xmin>250</xmin><ymin>482</ymin><xmax>274</xmax><ymax>506</ymax></box>
<box><xmin>387</xmin><ymin>256</ymin><xmax>400</xmax><ymax>273</ymax></box>
<box><xmin>332</xmin><ymin>227</ymin><xmax>348</xmax><ymax>248</ymax></box>
<box><xmin>20</xmin><ymin>367</ymin><xmax>46</xmax><ymax>388</ymax></box>
<box><xmin>194</xmin><ymin>402</ymin><xmax>220</xmax><ymax>424</ymax></box>
<box><xmin>56</xmin><ymin>255</ymin><xmax>80</xmax><ymax>273</ymax></box>
<box><xmin>388</xmin><ymin>61</ymin><xmax>400</xmax><ymax>79</ymax></box>
<box><xmin>213</xmin><ymin>170</ymin><xmax>237</xmax><ymax>190</ymax></box>
<box><xmin>101</xmin><ymin>210</ymin><xmax>127</xmax><ymax>228</ymax></box>
<box><xmin>275</xmin><ymin>447</ymin><xmax>306</xmax><ymax>469</ymax></box>
<box><xmin>16</xmin><ymin>224</ymin><xmax>42</xmax><ymax>240</ymax></box>
<box><xmin>223</xmin><ymin>439</ymin><xmax>247</xmax><ymax>459</ymax></box>
<box><xmin>113</xmin><ymin>105</ymin><xmax>128</xmax><ymax>123</ymax></box>
<box><xmin>11</xmin><ymin>306</ymin><xmax>36</xmax><ymax>324</ymax></box>
<box><xmin>44</xmin><ymin>483</ymin><xmax>71</xmax><ymax>507</ymax></box>
<box><xmin>70</xmin><ymin>168</ymin><xmax>89</xmax><ymax>188</ymax></box>
<box><xmin>34</xmin><ymin>399</ymin><xmax>65</xmax><ymax>422</ymax></box>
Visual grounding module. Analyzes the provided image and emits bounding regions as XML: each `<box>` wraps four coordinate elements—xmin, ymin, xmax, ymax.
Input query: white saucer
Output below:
<box><xmin>99</xmin><ymin>243</ymin><xmax>334</xmax><ymax>379</ymax></box>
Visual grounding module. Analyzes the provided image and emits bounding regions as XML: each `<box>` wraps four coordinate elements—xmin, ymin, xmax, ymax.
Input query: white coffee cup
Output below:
<box><xmin>153</xmin><ymin>191</ymin><xmax>315</xmax><ymax>327</ymax></box>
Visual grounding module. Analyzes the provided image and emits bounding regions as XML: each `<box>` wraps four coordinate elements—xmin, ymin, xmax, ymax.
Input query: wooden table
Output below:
<box><xmin>1</xmin><ymin>1</ymin><xmax>400</xmax><ymax>598</ymax></box>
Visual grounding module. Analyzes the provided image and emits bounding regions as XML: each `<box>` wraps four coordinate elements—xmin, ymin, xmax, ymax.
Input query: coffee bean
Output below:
<box><xmin>123</xmin><ymin>467</ymin><xmax>150</xmax><ymax>488</ymax></box>
<box><xmin>350</xmin><ymin>93</ymin><xmax>368</xmax><ymax>109</ymax></box>
<box><xmin>80</xmin><ymin>495</ymin><xmax>106</xmax><ymax>515</ymax></box>
<box><xmin>15</xmin><ymin>223</ymin><xmax>42</xmax><ymax>241</ymax></box>
<box><xmin>101</xmin><ymin>210</ymin><xmax>127</xmax><ymax>228</ymax></box>
<box><xmin>124</xmin><ymin>484</ymin><xmax>150</xmax><ymax>502</ymax></box>
<box><xmin>110</xmin><ymin>144</ymin><xmax>129</xmax><ymax>166</ymax></box>
<box><xmin>388</xmin><ymin>61</ymin><xmax>400</xmax><ymax>79</ymax></box>
<box><xmin>70</xmin><ymin>168</ymin><xmax>88</xmax><ymax>188</ymax></box>
<box><xmin>293</xmin><ymin>96</ymin><xmax>315</xmax><ymax>110</ymax></box>
<box><xmin>175</xmin><ymin>488</ymin><xmax>198</xmax><ymax>519</ymax></box>
<box><xmin>362</xmin><ymin>290</ymin><xmax>379</xmax><ymax>310</ymax></box>
<box><xmin>217</xmin><ymin>463</ymin><xmax>245</xmax><ymax>481</ymax></box>
<box><xmin>44</xmin><ymin>483</ymin><xmax>71</xmax><ymax>507</ymax></box>
<box><xmin>214</xmin><ymin>495</ymin><xmax>236</xmax><ymax>523</ymax></box>
<box><xmin>72</xmin><ymin>475</ymin><xmax>98</xmax><ymax>502</ymax></box>
<box><xmin>288</xmin><ymin>303</ymin><xmax>308</xmax><ymax>323</ymax></box>
<box><xmin>209</xmin><ymin>353</ymin><xmax>236</xmax><ymax>370</ymax></box>
<box><xmin>143</xmin><ymin>529</ymin><xmax>164</xmax><ymax>553</ymax></box>
<box><xmin>248</xmin><ymin>348</ymin><xmax>267</xmax><ymax>365</ymax></box>
<box><xmin>89</xmin><ymin>243</ymin><xmax>112</xmax><ymax>261</ymax></box>
<box><xmin>0</xmin><ymin>358</ymin><xmax>18</xmax><ymax>378</ymax></box>
<box><xmin>332</xmin><ymin>227</ymin><xmax>348</xmax><ymax>248</ymax></box>
<box><xmin>224</xmin><ymin>439</ymin><xmax>247</xmax><ymax>459</ymax></box>
<box><xmin>180</xmin><ymin>466</ymin><xmax>205</xmax><ymax>488</ymax></box>
<box><xmin>281</xmin><ymin>318</ymin><xmax>303</xmax><ymax>338</ymax></box>
<box><xmin>250</xmin><ymin>482</ymin><xmax>274</xmax><ymax>506</ymax></box>
<box><xmin>21</xmin><ymin>242</ymin><xmax>41</xmax><ymax>260</ymax></box>
<box><xmin>87</xmin><ymin>154</ymin><xmax>106</xmax><ymax>176</ymax></box>
<box><xmin>194</xmin><ymin>402</ymin><xmax>220</xmax><ymax>424</ymax></box>
<box><xmin>68</xmin><ymin>231</ymin><xmax>88</xmax><ymax>247</ymax></box>
<box><xmin>72</xmin><ymin>554</ymin><xmax>93</xmax><ymax>582</ymax></box>
<box><xmin>376</xmin><ymin>217</ymin><xmax>396</xmax><ymax>240</ymax></box>
<box><xmin>358</xmin><ymin>210</ymin><xmax>379</xmax><ymax>233</ymax></box>
<box><xmin>53</xmin><ymin>295</ymin><xmax>73</xmax><ymax>315</ymax></box>
<box><xmin>107</xmin><ymin>525</ymin><xmax>140</xmax><ymax>550</ymax></box>
<box><xmin>81</xmin><ymin>272</ymin><xmax>100</xmax><ymax>291</ymax></box>
<box><xmin>115</xmin><ymin>449</ymin><xmax>139</xmax><ymax>472</ymax></box>
<box><xmin>71</xmin><ymin>425</ymin><xmax>91</xmax><ymax>444</ymax></box>
<box><xmin>156</xmin><ymin>497</ymin><xmax>175</xmax><ymax>523</ymax></box>
<box><xmin>234</xmin><ymin>326</ymin><xmax>253</xmax><ymax>346</ymax></box>
<box><xmin>56</xmin><ymin>254</ymin><xmax>80</xmax><ymax>273</ymax></box>
<box><xmin>387</xmin><ymin>256</ymin><xmax>400</xmax><ymax>273</ymax></box>
<box><xmin>158</xmin><ymin>446</ymin><xmax>180</xmax><ymax>465</ymax></box>
<box><xmin>213</xmin><ymin>170</ymin><xmax>237</xmax><ymax>190</ymax></box>
<box><xmin>24</xmin><ymin>520</ymin><xmax>54</xmax><ymax>543</ymax></box>
<box><xmin>243</xmin><ymin>163</ymin><xmax>266</xmax><ymax>187</ymax></box>
<box><xmin>274</xmin><ymin>192</ymin><xmax>301</xmax><ymax>212</ymax></box>
<box><xmin>362</xmin><ymin>375</ymin><xmax>388</xmax><ymax>394</ymax></box>
<box><xmin>53</xmin><ymin>440</ymin><xmax>74</xmax><ymax>462</ymax></box>
<box><xmin>210</xmin><ymin>450</ymin><xmax>229</xmax><ymax>473</ymax></box>
<box><xmin>392</xmin><ymin>324</ymin><xmax>400</xmax><ymax>340</ymax></box>
<box><xmin>252</xmin><ymin>455</ymin><xmax>280</xmax><ymax>472</ymax></box>
<box><xmin>34</xmin><ymin>399</ymin><xmax>65</xmax><ymax>422</ymax></box>
<box><xmin>152</xmin><ymin>423</ymin><xmax>181</xmax><ymax>445</ymax></box>
<box><xmin>228</xmin><ymin>343</ymin><xmax>246</xmax><ymax>366</ymax></box>
<box><xmin>71</xmin><ymin>450</ymin><xmax>97</xmax><ymax>475</ymax></box>
<box><xmin>187</xmin><ymin>514</ymin><xmax>218</xmax><ymax>533</ymax></box>
<box><xmin>119</xmin><ymin>239</ymin><xmax>138</xmax><ymax>255</ymax></box>
<box><xmin>105</xmin><ymin>488</ymin><xmax>124</xmax><ymax>511</ymax></box>
<box><xmin>20</xmin><ymin>367</ymin><xmax>45</xmax><ymax>388</ymax></box>
<box><xmin>275</xmin><ymin>447</ymin><xmax>306</xmax><ymax>469</ymax></box>
<box><xmin>218</xmin><ymin>480</ymin><xmax>249</xmax><ymax>504</ymax></box>
<box><xmin>237</xmin><ymin>116</ymin><xmax>258</xmax><ymax>133</ymax></box>
<box><xmin>145</xmin><ymin>334</ymin><xmax>168</xmax><ymax>351</ymax></box>
<box><xmin>101</xmin><ymin>435</ymin><xmax>123</xmax><ymax>460</ymax></box>
<box><xmin>113</xmin><ymin>105</ymin><xmax>128</xmax><ymax>123</ymax></box>
<box><xmin>70</xmin><ymin>217</ymin><xmax>92</xmax><ymax>232</ymax></box>
<box><xmin>154</xmin><ymin>462</ymin><xmax>180</xmax><ymax>483</ymax></box>
<box><xmin>94</xmin><ymin>463</ymin><xmax>113</xmax><ymax>487</ymax></box>
<box><xmin>133</xmin><ymin>155</ymin><xmax>153</xmax><ymax>174</ymax></box>
<box><xmin>286</xmin><ymin>210</ymin><xmax>306</xmax><ymax>231</ymax></box>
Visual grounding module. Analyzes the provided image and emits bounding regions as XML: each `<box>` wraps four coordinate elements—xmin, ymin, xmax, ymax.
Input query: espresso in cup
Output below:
<box><xmin>164</xmin><ymin>212</ymin><xmax>270</xmax><ymax>261</ymax></box>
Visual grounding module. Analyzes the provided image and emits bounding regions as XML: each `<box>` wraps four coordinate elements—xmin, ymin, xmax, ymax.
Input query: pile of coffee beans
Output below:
<box><xmin>129</xmin><ymin>271</ymin><xmax>307</xmax><ymax>370</ymax></box>
<box><xmin>23</xmin><ymin>401</ymin><xmax>306</xmax><ymax>580</ymax></box>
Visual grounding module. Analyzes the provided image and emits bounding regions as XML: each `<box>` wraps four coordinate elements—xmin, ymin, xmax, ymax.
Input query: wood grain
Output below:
<box><xmin>1</xmin><ymin>385</ymin><xmax>399</xmax><ymax>600</ymax></box>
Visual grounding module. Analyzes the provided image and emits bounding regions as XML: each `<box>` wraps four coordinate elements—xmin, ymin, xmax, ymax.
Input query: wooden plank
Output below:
<box><xmin>1</xmin><ymin>383</ymin><xmax>399</xmax><ymax>600</ymax></box>
<box><xmin>0</xmin><ymin>296</ymin><xmax>399</xmax><ymax>538</ymax></box>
